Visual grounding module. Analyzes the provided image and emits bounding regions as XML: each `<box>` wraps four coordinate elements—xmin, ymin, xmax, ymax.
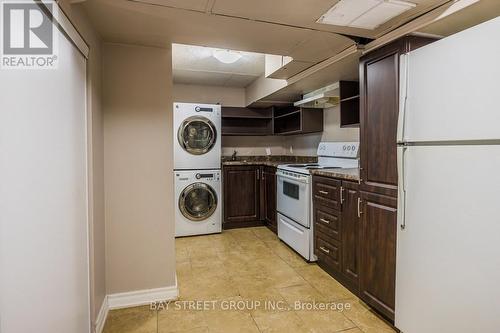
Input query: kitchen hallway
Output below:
<box><xmin>102</xmin><ymin>228</ymin><xmax>394</xmax><ymax>333</ymax></box>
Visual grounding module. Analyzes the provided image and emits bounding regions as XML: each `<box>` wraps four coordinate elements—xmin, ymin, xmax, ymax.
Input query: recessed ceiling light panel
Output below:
<box><xmin>317</xmin><ymin>0</ymin><xmax>417</xmax><ymax>30</ymax></box>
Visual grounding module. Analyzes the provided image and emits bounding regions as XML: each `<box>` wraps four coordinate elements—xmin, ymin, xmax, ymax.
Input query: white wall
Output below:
<box><xmin>103</xmin><ymin>43</ymin><xmax>176</xmax><ymax>294</ymax></box>
<box><xmin>173</xmin><ymin>83</ymin><xmax>245</xmax><ymax>107</ymax></box>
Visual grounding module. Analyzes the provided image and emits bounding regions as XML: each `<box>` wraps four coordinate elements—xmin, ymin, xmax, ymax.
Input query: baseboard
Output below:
<box><xmin>107</xmin><ymin>278</ymin><xmax>179</xmax><ymax>310</ymax></box>
<box><xmin>94</xmin><ymin>296</ymin><xmax>109</xmax><ymax>333</ymax></box>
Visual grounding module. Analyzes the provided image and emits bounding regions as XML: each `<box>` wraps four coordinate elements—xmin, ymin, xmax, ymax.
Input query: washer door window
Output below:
<box><xmin>178</xmin><ymin>116</ymin><xmax>217</xmax><ymax>155</ymax></box>
<box><xmin>179</xmin><ymin>183</ymin><xmax>218</xmax><ymax>221</ymax></box>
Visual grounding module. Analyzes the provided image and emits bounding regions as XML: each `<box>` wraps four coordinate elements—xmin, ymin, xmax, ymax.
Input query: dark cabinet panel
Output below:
<box><xmin>359</xmin><ymin>36</ymin><xmax>437</xmax><ymax>197</ymax></box>
<box><xmin>359</xmin><ymin>191</ymin><xmax>397</xmax><ymax>321</ymax></box>
<box><xmin>314</xmin><ymin>206</ymin><xmax>341</xmax><ymax>241</ymax></box>
<box><xmin>312</xmin><ymin>176</ymin><xmax>341</xmax><ymax>210</ymax></box>
<box><xmin>262</xmin><ymin>166</ymin><xmax>277</xmax><ymax>234</ymax></box>
<box><xmin>315</xmin><ymin>234</ymin><xmax>342</xmax><ymax>273</ymax></box>
<box><xmin>360</xmin><ymin>48</ymin><xmax>399</xmax><ymax>197</ymax></box>
<box><xmin>341</xmin><ymin>181</ymin><xmax>360</xmax><ymax>288</ymax></box>
<box><xmin>223</xmin><ymin>166</ymin><xmax>261</xmax><ymax>228</ymax></box>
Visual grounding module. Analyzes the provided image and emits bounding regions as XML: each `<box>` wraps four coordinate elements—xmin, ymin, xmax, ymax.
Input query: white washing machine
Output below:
<box><xmin>173</xmin><ymin>102</ymin><xmax>221</xmax><ymax>170</ymax></box>
<box><xmin>174</xmin><ymin>170</ymin><xmax>222</xmax><ymax>237</ymax></box>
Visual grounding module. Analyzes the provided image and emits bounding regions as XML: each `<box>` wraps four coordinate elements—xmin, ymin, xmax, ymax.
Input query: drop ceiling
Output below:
<box><xmin>172</xmin><ymin>44</ymin><xmax>265</xmax><ymax>87</ymax></box>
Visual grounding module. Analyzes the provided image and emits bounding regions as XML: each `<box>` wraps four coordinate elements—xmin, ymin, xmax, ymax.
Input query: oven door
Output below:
<box><xmin>277</xmin><ymin>173</ymin><xmax>310</xmax><ymax>227</ymax></box>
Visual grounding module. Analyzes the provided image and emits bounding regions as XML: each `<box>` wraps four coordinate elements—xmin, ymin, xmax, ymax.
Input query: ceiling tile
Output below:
<box><xmin>132</xmin><ymin>0</ymin><xmax>209</xmax><ymax>12</ymax></box>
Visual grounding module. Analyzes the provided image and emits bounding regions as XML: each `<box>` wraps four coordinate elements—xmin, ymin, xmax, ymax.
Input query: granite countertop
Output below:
<box><xmin>310</xmin><ymin>168</ymin><xmax>360</xmax><ymax>182</ymax></box>
<box><xmin>221</xmin><ymin>155</ymin><xmax>317</xmax><ymax>167</ymax></box>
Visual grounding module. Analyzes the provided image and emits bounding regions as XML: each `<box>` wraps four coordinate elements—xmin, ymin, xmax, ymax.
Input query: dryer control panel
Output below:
<box><xmin>195</xmin><ymin>172</ymin><xmax>220</xmax><ymax>181</ymax></box>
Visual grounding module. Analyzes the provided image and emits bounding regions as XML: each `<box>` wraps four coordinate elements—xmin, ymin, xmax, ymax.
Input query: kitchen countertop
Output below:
<box><xmin>222</xmin><ymin>156</ymin><xmax>360</xmax><ymax>181</ymax></box>
<box><xmin>222</xmin><ymin>155</ymin><xmax>317</xmax><ymax>168</ymax></box>
<box><xmin>310</xmin><ymin>168</ymin><xmax>360</xmax><ymax>182</ymax></box>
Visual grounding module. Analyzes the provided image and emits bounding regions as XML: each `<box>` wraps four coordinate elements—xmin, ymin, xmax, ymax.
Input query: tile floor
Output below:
<box><xmin>103</xmin><ymin>227</ymin><xmax>396</xmax><ymax>333</ymax></box>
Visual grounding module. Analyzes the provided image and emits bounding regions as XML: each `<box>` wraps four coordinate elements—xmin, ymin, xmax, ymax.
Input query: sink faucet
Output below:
<box><xmin>231</xmin><ymin>150</ymin><xmax>237</xmax><ymax>161</ymax></box>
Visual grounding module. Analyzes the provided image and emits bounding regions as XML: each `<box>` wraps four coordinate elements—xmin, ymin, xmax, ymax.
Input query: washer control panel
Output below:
<box><xmin>176</xmin><ymin>171</ymin><xmax>220</xmax><ymax>181</ymax></box>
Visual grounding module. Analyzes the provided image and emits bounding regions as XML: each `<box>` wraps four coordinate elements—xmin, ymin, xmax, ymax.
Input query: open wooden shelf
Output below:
<box><xmin>339</xmin><ymin>81</ymin><xmax>360</xmax><ymax>128</ymax></box>
<box><xmin>221</xmin><ymin>107</ymin><xmax>273</xmax><ymax>136</ymax></box>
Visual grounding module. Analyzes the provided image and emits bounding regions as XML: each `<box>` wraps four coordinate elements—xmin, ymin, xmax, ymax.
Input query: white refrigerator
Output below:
<box><xmin>395</xmin><ymin>17</ymin><xmax>500</xmax><ymax>332</ymax></box>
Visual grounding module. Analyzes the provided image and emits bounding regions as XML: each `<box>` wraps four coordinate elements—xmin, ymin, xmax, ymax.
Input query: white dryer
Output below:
<box><xmin>173</xmin><ymin>102</ymin><xmax>221</xmax><ymax>170</ymax></box>
<box><xmin>175</xmin><ymin>170</ymin><xmax>222</xmax><ymax>237</ymax></box>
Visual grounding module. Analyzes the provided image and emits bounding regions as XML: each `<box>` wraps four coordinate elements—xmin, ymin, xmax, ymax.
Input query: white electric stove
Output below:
<box><xmin>276</xmin><ymin>142</ymin><xmax>359</xmax><ymax>261</ymax></box>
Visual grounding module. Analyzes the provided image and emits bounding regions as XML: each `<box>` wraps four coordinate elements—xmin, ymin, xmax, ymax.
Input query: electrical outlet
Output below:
<box><xmin>266</xmin><ymin>148</ymin><xmax>271</xmax><ymax>156</ymax></box>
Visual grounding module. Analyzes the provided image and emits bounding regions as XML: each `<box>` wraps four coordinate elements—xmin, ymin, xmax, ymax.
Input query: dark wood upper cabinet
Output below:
<box><xmin>223</xmin><ymin>165</ymin><xmax>261</xmax><ymax>228</ymax></box>
<box><xmin>359</xmin><ymin>191</ymin><xmax>398</xmax><ymax>321</ymax></box>
<box><xmin>262</xmin><ymin>166</ymin><xmax>277</xmax><ymax>233</ymax></box>
<box><xmin>359</xmin><ymin>36</ymin><xmax>437</xmax><ymax>197</ymax></box>
<box><xmin>341</xmin><ymin>181</ymin><xmax>360</xmax><ymax>289</ymax></box>
<box><xmin>273</xmin><ymin>106</ymin><xmax>323</xmax><ymax>135</ymax></box>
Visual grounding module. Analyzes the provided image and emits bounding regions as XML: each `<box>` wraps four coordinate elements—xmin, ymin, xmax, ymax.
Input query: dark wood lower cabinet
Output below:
<box><xmin>223</xmin><ymin>165</ymin><xmax>262</xmax><ymax>229</ymax></box>
<box><xmin>341</xmin><ymin>181</ymin><xmax>361</xmax><ymax>289</ymax></box>
<box><xmin>223</xmin><ymin>165</ymin><xmax>276</xmax><ymax>232</ymax></box>
<box><xmin>313</xmin><ymin>176</ymin><xmax>397</xmax><ymax>324</ymax></box>
<box><xmin>313</xmin><ymin>176</ymin><xmax>360</xmax><ymax>295</ymax></box>
<box><xmin>262</xmin><ymin>166</ymin><xmax>277</xmax><ymax>233</ymax></box>
<box><xmin>359</xmin><ymin>191</ymin><xmax>397</xmax><ymax>321</ymax></box>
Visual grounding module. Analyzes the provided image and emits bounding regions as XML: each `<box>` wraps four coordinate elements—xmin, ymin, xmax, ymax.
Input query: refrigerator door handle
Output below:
<box><xmin>397</xmin><ymin>53</ymin><xmax>409</xmax><ymax>143</ymax></box>
<box><xmin>398</xmin><ymin>146</ymin><xmax>408</xmax><ymax>230</ymax></box>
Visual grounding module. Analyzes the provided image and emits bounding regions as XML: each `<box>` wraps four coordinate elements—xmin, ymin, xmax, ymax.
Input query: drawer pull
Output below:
<box><xmin>320</xmin><ymin>218</ymin><xmax>330</xmax><ymax>224</ymax></box>
<box><xmin>319</xmin><ymin>246</ymin><xmax>330</xmax><ymax>254</ymax></box>
<box><xmin>319</xmin><ymin>190</ymin><xmax>329</xmax><ymax>195</ymax></box>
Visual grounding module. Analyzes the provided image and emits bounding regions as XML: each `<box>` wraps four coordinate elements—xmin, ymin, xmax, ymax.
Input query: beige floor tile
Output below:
<box><xmin>266</xmin><ymin>242</ymin><xmax>310</xmax><ymax>268</ymax></box>
<box><xmin>262</xmin><ymin>266</ymin><xmax>307</xmax><ymax>289</ymax></box>
<box><xmin>342</xmin><ymin>301</ymin><xmax>396</xmax><ymax>333</ymax></box>
<box><xmin>102</xmin><ymin>306</ymin><xmax>157</xmax><ymax>333</ymax></box>
<box><xmin>277</xmin><ymin>283</ymin><xmax>327</xmax><ymax>306</ymax></box>
<box><xmin>341</xmin><ymin>329</ymin><xmax>364</xmax><ymax>333</ymax></box>
<box><xmin>251</xmin><ymin>310</ymin><xmax>315</xmax><ymax>333</ymax></box>
<box><xmin>203</xmin><ymin>309</ymin><xmax>260</xmax><ymax>333</ymax></box>
<box><xmin>176</xmin><ymin>261</ymin><xmax>193</xmax><ymax>281</ymax></box>
<box><xmin>295</xmin><ymin>309</ymin><xmax>356</xmax><ymax>333</ymax></box>
<box><xmin>106</xmin><ymin>231</ymin><xmax>393</xmax><ymax>333</ymax></box>
<box><xmin>252</xmin><ymin>227</ymin><xmax>279</xmax><ymax>241</ymax></box>
<box><xmin>295</xmin><ymin>265</ymin><xmax>355</xmax><ymax>301</ymax></box>
<box><xmin>178</xmin><ymin>275</ymin><xmax>240</xmax><ymax>301</ymax></box>
<box><xmin>176</xmin><ymin>248</ymin><xmax>190</xmax><ymax>263</ymax></box>
<box><xmin>158</xmin><ymin>307</ymin><xmax>207</xmax><ymax>333</ymax></box>
<box><xmin>168</xmin><ymin>328</ymin><xmax>209</xmax><ymax>333</ymax></box>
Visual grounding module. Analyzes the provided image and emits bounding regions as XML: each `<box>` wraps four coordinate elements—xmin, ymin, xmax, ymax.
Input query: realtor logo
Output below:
<box><xmin>1</xmin><ymin>1</ymin><xmax>58</xmax><ymax>69</ymax></box>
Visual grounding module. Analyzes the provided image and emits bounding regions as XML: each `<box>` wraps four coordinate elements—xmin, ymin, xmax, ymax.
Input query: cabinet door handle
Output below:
<box><xmin>319</xmin><ymin>246</ymin><xmax>330</xmax><ymax>254</ymax></box>
<box><xmin>319</xmin><ymin>190</ymin><xmax>329</xmax><ymax>195</ymax></box>
<box><xmin>340</xmin><ymin>186</ymin><xmax>344</xmax><ymax>204</ymax></box>
<box><xmin>357</xmin><ymin>197</ymin><xmax>362</xmax><ymax>218</ymax></box>
<box><xmin>320</xmin><ymin>218</ymin><xmax>330</xmax><ymax>224</ymax></box>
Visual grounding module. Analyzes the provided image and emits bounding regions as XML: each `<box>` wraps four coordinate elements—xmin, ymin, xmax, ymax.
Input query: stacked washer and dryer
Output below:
<box><xmin>173</xmin><ymin>102</ymin><xmax>222</xmax><ymax>237</ymax></box>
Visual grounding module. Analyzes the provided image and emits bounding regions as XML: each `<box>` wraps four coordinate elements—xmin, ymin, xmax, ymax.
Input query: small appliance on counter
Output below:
<box><xmin>276</xmin><ymin>142</ymin><xmax>359</xmax><ymax>260</ymax></box>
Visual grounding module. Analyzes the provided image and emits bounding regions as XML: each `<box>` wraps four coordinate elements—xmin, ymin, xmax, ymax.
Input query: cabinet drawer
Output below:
<box><xmin>314</xmin><ymin>207</ymin><xmax>341</xmax><ymax>241</ymax></box>
<box><xmin>313</xmin><ymin>176</ymin><xmax>341</xmax><ymax>210</ymax></box>
<box><xmin>315</xmin><ymin>234</ymin><xmax>341</xmax><ymax>273</ymax></box>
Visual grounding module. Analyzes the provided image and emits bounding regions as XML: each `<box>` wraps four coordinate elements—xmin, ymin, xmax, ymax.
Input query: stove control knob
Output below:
<box><xmin>343</xmin><ymin>145</ymin><xmax>347</xmax><ymax>151</ymax></box>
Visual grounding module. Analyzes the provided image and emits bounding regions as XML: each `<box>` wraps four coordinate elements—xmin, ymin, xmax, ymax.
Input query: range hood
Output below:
<box><xmin>294</xmin><ymin>82</ymin><xmax>340</xmax><ymax>108</ymax></box>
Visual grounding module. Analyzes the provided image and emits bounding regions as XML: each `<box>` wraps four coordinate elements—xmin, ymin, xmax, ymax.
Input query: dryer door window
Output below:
<box><xmin>178</xmin><ymin>116</ymin><xmax>217</xmax><ymax>155</ymax></box>
<box><xmin>179</xmin><ymin>183</ymin><xmax>217</xmax><ymax>221</ymax></box>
